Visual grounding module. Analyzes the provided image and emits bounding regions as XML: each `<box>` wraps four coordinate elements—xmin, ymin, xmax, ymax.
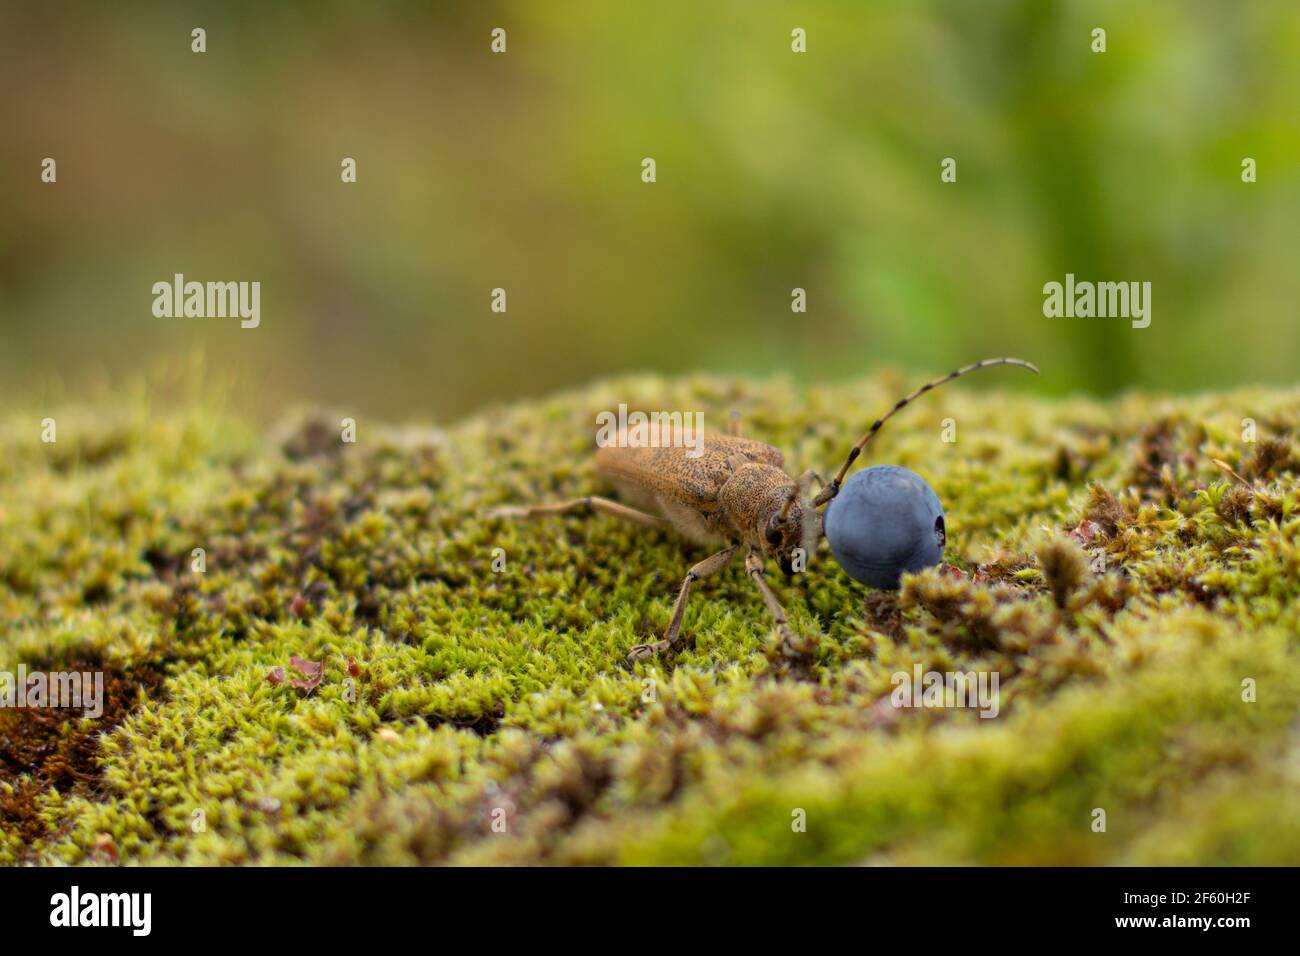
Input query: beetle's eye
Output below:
<box><xmin>766</xmin><ymin>517</ymin><xmax>784</xmax><ymax>546</ymax></box>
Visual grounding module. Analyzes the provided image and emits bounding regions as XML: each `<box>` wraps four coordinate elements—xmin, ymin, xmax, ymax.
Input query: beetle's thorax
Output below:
<box><xmin>718</xmin><ymin>463</ymin><xmax>797</xmax><ymax>548</ymax></box>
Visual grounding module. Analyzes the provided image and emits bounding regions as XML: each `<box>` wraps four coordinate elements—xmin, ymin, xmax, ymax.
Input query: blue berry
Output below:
<box><xmin>824</xmin><ymin>465</ymin><xmax>945</xmax><ymax>589</ymax></box>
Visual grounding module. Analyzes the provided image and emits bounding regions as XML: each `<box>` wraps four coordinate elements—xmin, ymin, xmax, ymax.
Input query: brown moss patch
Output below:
<box><xmin>0</xmin><ymin>659</ymin><xmax>165</xmax><ymax>853</ymax></box>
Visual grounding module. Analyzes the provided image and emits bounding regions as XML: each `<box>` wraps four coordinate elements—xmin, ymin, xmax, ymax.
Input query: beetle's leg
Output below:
<box><xmin>792</xmin><ymin>469</ymin><xmax>827</xmax><ymax>544</ymax></box>
<box><xmin>744</xmin><ymin>550</ymin><xmax>810</xmax><ymax>659</ymax></box>
<box><xmin>627</xmin><ymin>546</ymin><xmax>738</xmax><ymax>664</ymax></box>
<box><xmin>728</xmin><ymin>410</ymin><xmax>742</xmax><ymax>437</ymax></box>
<box><xmin>486</xmin><ymin>496</ymin><xmax>667</xmax><ymax>530</ymax></box>
<box><xmin>792</xmin><ymin>469</ymin><xmax>824</xmax><ymax>492</ymax></box>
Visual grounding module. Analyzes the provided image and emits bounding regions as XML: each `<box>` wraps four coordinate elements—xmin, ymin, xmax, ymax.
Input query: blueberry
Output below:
<box><xmin>824</xmin><ymin>465</ymin><xmax>945</xmax><ymax>589</ymax></box>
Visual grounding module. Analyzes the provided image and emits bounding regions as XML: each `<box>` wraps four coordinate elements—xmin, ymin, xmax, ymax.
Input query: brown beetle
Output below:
<box><xmin>490</xmin><ymin>358</ymin><xmax>1038</xmax><ymax>664</ymax></box>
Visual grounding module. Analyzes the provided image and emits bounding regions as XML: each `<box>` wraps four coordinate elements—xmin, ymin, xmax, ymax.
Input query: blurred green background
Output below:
<box><xmin>2</xmin><ymin>1</ymin><xmax>1297</xmax><ymax>422</ymax></box>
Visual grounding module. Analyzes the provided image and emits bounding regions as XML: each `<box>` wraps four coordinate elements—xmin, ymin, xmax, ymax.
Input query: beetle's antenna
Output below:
<box><xmin>812</xmin><ymin>357</ymin><xmax>1040</xmax><ymax>508</ymax></box>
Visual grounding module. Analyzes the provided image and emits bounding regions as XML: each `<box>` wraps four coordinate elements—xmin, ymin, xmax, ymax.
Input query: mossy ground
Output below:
<box><xmin>2</xmin><ymin>372</ymin><xmax>1298</xmax><ymax>865</ymax></box>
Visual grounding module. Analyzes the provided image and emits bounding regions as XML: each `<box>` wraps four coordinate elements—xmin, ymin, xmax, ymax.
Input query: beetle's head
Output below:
<box><xmin>759</xmin><ymin>487</ymin><xmax>820</xmax><ymax>575</ymax></box>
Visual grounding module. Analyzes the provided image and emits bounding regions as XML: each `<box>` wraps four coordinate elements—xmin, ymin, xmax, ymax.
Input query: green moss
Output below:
<box><xmin>1</xmin><ymin>374</ymin><xmax>1298</xmax><ymax>865</ymax></box>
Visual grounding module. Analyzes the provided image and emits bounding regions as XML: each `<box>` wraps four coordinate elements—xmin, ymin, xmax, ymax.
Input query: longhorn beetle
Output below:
<box><xmin>489</xmin><ymin>357</ymin><xmax>1039</xmax><ymax>665</ymax></box>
